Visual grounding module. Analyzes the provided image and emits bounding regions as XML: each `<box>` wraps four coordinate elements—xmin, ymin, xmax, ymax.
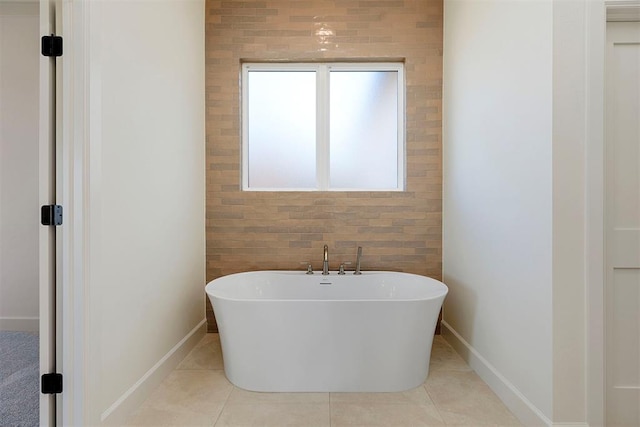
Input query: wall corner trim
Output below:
<box><xmin>99</xmin><ymin>319</ymin><xmax>207</xmax><ymax>425</ymax></box>
<box><xmin>440</xmin><ymin>321</ymin><xmax>553</xmax><ymax>427</ymax></box>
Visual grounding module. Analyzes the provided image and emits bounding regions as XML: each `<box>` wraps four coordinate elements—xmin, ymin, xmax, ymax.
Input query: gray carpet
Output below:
<box><xmin>0</xmin><ymin>331</ymin><xmax>39</xmax><ymax>427</ymax></box>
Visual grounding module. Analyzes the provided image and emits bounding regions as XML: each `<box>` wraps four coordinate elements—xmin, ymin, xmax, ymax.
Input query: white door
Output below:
<box><xmin>605</xmin><ymin>20</ymin><xmax>640</xmax><ymax>427</ymax></box>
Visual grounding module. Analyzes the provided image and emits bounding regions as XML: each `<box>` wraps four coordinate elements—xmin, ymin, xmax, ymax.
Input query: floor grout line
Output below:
<box><xmin>423</xmin><ymin>383</ymin><xmax>447</xmax><ymax>426</ymax></box>
<box><xmin>211</xmin><ymin>384</ymin><xmax>235</xmax><ymax>427</ymax></box>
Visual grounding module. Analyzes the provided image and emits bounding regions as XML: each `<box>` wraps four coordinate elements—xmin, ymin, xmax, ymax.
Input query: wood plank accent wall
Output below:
<box><xmin>205</xmin><ymin>0</ymin><xmax>443</xmax><ymax>332</ymax></box>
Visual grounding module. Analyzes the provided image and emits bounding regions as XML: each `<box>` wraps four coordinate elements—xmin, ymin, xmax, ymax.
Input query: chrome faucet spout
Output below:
<box><xmin>322</xmin><ymin>245</ymin><xmax>329</xmax><ymax>275</ymax></box>
<box><xmin>354</xmin><ymin>246</ymin><xmax>362</xmax><ymax>275</ymax></box>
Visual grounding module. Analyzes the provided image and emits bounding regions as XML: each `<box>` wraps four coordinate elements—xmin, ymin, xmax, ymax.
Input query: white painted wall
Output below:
<box><xmin>442</xmin><ymin>0</ymin><xmax>554</xmax><ymax>422</ymax></box>
<box><xmin>81</xmin><ymin>1</ymin><xmax>206</xmax><ymax>424</ymax></box>
<box><xmin>443</xmin><ymin>0</ymin><xmax>594</xmax><ymax>425</ymax></box>
<box><xmin>0</xmin><ymin>1</ymin><xmax>40</xmax><ymax>332</ymax></box>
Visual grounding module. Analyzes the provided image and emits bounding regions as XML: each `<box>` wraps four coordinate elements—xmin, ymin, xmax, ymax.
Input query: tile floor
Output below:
<box><xmin>125</xmin><ymin>334</ymin><xmax>522</xmax><ymax>426</ymax></box>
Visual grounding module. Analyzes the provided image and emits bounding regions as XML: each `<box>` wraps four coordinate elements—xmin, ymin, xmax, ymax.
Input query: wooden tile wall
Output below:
<box><xmin>205</xmin><ymin>0</ymin><xmax>443</xmax><ymax>331</ymax></box>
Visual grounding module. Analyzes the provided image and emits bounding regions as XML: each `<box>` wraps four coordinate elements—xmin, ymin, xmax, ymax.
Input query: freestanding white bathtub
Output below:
<box><xmin>205</xmin><ymin>271</ymin><xmax>448</xmax><ymax>392</ymax></box>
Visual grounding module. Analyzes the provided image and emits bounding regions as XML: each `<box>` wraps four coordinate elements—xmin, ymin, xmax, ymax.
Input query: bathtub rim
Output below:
<box><xmin>205</xmin><ymin>270</ymin><xmax>448</xmax><ymax>303</ymax></box>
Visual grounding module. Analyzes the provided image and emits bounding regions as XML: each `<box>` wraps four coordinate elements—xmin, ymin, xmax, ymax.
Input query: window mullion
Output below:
<box><xmin>316</xmin><ymin>64</ymin><xmax>330</xmax><ymax>190</ymax></box>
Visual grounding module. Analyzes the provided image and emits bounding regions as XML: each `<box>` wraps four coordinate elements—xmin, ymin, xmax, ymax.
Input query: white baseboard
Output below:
<box><xmin>441</xmin><ymin>322</ymin><xmax>592</xmax><ymax>427</ymax></box>
<box><xmin>0</xmin><ymin>317</ymin><xmax>39</xmax><ymax>332</ymax></box>
<box><xmin>551</xmin><ymin>424</ymin><xmax>590</xmax><ymax>427</ymax></box>
<box><xmin>100</xmin><ymin>319</ymin><xmax>207</xmax><ymax>425</ymax></box>
<box><xmin>441</xmin><ymin>320</ymin><xmax>554</xmax><ymax>427</ymax></box>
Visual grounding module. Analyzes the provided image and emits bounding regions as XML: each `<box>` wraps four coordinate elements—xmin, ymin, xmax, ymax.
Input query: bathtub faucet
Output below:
<box><xmin>322</xmin><ymin>244</ymin><xmax>329</xmax><ymax>275</ymax></box>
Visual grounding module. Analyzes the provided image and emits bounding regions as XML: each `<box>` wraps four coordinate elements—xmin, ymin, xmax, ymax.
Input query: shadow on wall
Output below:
<box><xmin>441</xmin><ymin>277</ymin><xmax>477</xmax><ymax>351</ymax></box>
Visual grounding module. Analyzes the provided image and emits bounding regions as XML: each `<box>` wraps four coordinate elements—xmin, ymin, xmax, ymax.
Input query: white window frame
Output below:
<box><xmin>241</xmin><ymin>62</ymin><xmax>406</xmax><ymax>191</ymax></box>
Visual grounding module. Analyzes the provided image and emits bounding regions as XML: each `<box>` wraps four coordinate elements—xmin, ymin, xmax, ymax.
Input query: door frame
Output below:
<box><xmin>585</xmin><ymin>2</ymin><xmax>606</xmax><ymax>426</ymax></box>
<box><xmin>39</xmin><ymin>0</ymin><xmax>92</xmax><ymax>424</ymax></box>
<box><xmin>57</xmin><ymin>0</ymin><xmax>91</xmax><ymax>424</ymax></box>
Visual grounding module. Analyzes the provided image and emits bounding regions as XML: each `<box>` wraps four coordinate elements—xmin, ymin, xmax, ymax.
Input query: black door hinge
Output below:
<box><xmin>41</xmin><ymin>373</ymin><xmax>63</xmax><ymax>394</ymax></box>
<box><xmin>41</xmin><ymin>35</ymin><xmax>63</xmax><ymax>57</ymax></box>
<box><xmin>41</xmin><ymin>205</ymin><xmax>63</xmax><ymax>226</ymax></box>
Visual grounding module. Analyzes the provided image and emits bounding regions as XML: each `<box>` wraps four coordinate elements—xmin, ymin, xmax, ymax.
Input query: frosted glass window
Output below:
<box><xmin>330</xmin><ymin>71</ymin><xmax>398</xmax><ymax>189</ymax></box>
<box><xmin>246</xmin><ymin>71</ymin><xmax>316</xmax><ymax>189</ymax></box>
<box><xmin>242</xmin><ymin>63</ymin><xmax>404</xmax><ymax>191</ymax></box>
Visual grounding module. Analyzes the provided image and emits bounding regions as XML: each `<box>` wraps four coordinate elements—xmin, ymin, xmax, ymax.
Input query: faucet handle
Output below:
<box><xmin>300</xmin><ymin>262</ymin><xmax>314</xmax><ymax>274</ymax></box>
<box><xmin>338</xmin><ymin>261</ymin><xmax>351</xmax><ymax>275</ymax></box>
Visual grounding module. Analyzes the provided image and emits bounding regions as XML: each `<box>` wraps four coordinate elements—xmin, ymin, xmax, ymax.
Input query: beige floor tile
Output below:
<box><xmin>177</xmin><ymin>333</ymin><xmax>224</xmax><ymax>371</ymax></box>
<box><xmin>425</xmin><ymin>370</ymin><xmax>522</xmax><ymax>426</ymax></box>
<box><xmin>125</xmin><ymin>402</ymin><xmax>223</xmax><ymax>426</ymax></box>
<box><xmin>227</xmin><ymin>387</ymin><xmax>329</xmax><ymax>404</ymax></box>
<box><xmin>214</xmin><ymin>403</ymin><xmax>330</xmax><ymax>427</ymax></box>
<box><xmin>126</xmin><ymin>370</ymin><xmax>233</xmax><ymax>426</ymax></box>
<box><xmin>429</xmin><ymin>336</ymin><xmax>473</xmax><ymax>373</ymax></box>
<box><xmin>126</xmin><ymin>332</ymin><xmax>524</xmax><ymax>427</ymax></box>
<box><xmin>330</xmin><ymin>385</ymin><xmax>434</xmax><ymax>405</ymax></box>
<box><xmin>331</xmin><ymin>402</ymin><xmax>445</xmax><ymax>426</ymax></box>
